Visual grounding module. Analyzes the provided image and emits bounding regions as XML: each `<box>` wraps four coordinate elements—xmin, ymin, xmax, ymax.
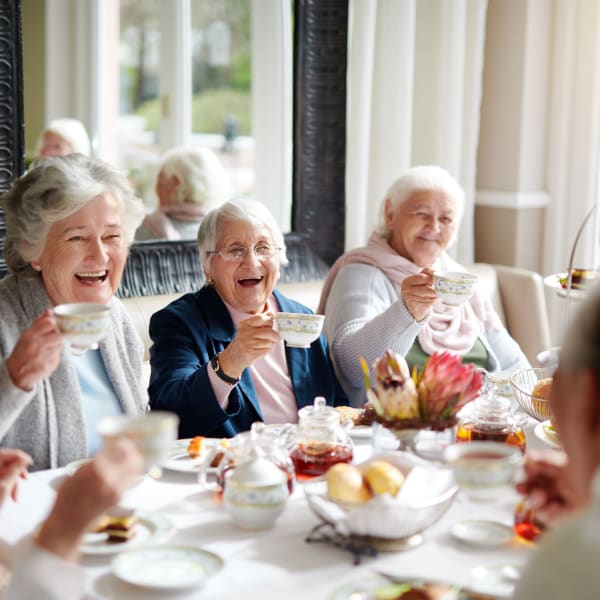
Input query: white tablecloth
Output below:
<box><xmin>0</xmin><ymin>419</ymin><xmax>555</xmax><ymax>600</ymax></box>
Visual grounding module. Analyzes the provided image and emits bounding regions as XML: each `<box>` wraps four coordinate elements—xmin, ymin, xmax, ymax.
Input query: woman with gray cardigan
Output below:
<box><xmin>0</xmin><ymin>154</ymin><xmax>148</xmax><ymax>470</ymax></box>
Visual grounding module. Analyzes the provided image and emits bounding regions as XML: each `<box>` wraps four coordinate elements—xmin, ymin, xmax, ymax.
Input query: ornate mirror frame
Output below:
<box><xmin>0</xmin><ymin>0</ymin><xmax>347</xmax><ymax>297</ymax></box>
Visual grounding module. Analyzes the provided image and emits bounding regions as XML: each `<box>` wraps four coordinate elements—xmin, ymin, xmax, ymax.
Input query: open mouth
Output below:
<box><xmin>76</xmin><ymin>270</ymin><xmax>108</xmax><ymax>283</ymax></box>
<box><xmin>237</xmin><ymin>276</ymin><xmax>264</xmax><ymax>288</ymax></box>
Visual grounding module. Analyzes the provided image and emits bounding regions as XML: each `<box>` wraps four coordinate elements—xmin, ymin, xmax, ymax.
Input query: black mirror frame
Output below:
<box><xmin>0</xmin><ymin>0</ymin><xmax>347</xmax><ymax>297</ymax></box>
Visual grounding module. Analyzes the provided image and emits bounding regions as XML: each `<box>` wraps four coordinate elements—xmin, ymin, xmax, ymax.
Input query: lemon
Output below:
<box><xmin>363</xmin><ymin>460</ymin><xmax>405</xmax><ymax>497</ymax></box>
<box><xmin>326</xmin><ymin>463</ymin><xmax>372</xmax><ymax>505</ymax></box>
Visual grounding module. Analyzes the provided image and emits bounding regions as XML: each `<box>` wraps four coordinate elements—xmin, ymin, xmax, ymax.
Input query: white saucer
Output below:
<box><xmin>112</xmin><ymin>545</ymin><xmax>223</xmax><ymax>590</ymax></box>
<box><xmin>543</xmin><ymin>273</ymin><xmax>588</xmax><ymax>300</ymax></box>
<box><xmin>349</xmin><ymin>425</ymin><xmax>372</xmax><ymax>440</ymax></box>
<box><xmin>534</xmin><ymin>420</ymin><xmax>561</xmax><ymax>450</ymax></box>
<box><xmin>160</xmin><ymin>438</ymin><xmax>224</xmax><ymax>473</ymax></box>
<box><xmin>469</xmin><ymin>563</ymin><xmax>523</xmax><ymax>599</ymax></box>
<box><xmin>451</xmin><ymin>520</ymin><xmax>514</xmax><ymax>548</ymax></box>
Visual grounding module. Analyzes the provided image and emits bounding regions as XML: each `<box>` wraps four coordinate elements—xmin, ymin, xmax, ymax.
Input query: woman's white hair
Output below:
<box><xmin>376</xmin><ymin>165</ymin><xmax>465</xmax><ymax>240</ymax></box>
<box><xmin>1</xmin><ymin>154</ymin><xmax>145</xmax><ymax>273</ymax></box>
<box><xmin>36</xmin><ymin>118</ymin><xmax>91</xmax><ymax>156</ymax></box>
<box><xmin>158</xmin><ymin>147</ymin><xmax>232</xmax><ymax>208</ymax></box>
<box><xmin>197</xmin><ymin>199</ymin><xmax>288</xmax><ymax>272</ymax></box>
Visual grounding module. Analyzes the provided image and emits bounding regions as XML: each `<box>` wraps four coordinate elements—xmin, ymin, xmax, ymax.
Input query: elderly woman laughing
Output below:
<box><xmin>0</xmin><ymin>154</ymin><xmax>147</xmax><ymax>469</ymax></box>
<box><xmin>148</xmin><ymin>199</ymin><xmax>347</xmax><ymax>438</ymax></box>
<box><xmin>318</xmin><ymin>165</ymin><xmax>529</xmax><ymax>406</ymax></box>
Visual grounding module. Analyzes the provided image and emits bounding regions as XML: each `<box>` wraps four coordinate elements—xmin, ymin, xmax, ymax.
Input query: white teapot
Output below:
<box><xmin>223</xmin><ymin>455</ymin><xmax>288</xmax><ymax>530</ymax></box>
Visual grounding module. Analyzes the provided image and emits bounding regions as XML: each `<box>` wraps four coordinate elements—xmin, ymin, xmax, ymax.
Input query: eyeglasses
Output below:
<box><xmin>207</xmin><ymin>243</ymin><xmax>282</xmax><ymax>262</ymax></box>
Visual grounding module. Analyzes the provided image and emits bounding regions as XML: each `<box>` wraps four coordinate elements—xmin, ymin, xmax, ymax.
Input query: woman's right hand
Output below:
<box><xmin>218</xmin><ymin>312</ymin><xmax>280</xmax><ymax>378</ymax></box>
<box><xmin>400</xmin><ymin>268</ymin><xmax>438</xmax><ymax>321</ymax></box>
<box><xmin>515</xmin><ymin>450</ymin><xmax>586</xmax><ymax>527</ymax></box>
<box><xmin>6</xmin><ymin>309</ymin><xmax>64</xmax><ymax>391</ymax></box>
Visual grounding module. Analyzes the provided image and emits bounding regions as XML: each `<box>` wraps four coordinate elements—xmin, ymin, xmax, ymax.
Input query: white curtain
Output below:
<box><xmin>345</xmin><ymin>0</ymin><xmax>488</xmax><ymax>265</ymax></box>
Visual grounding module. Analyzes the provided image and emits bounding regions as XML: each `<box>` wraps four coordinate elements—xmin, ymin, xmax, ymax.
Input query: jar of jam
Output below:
<box><xmin>455</xmin><ymin>385</ymin><xmax>526</xmax><ymax>452</ymax></box>
<box><xmin>290</xmin><ymin>396</ymin><xmax>353</xmax><ymax>478</ymax></box>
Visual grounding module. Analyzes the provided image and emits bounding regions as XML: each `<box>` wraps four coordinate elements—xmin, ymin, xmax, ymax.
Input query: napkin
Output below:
<box><xmin>397</xmin><ymin>466</ymin><xmax>455</xmax><ymax>504</ymax></box>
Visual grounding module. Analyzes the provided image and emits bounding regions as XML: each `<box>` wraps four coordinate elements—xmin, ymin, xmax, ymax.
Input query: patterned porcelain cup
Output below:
<box><xmin>54</xmin><ymin>302</ymin><xmax>112</xmax><ymax>355</ymax></box>
<box><xmin>275</xmin><ymin>312</ymin><xmax>325</xmax><ymax>348</ymax></box>
<box><xmin>433</xmin><ymin>271</ymin><xmax>478</xmax><ymax>306</ymax></box>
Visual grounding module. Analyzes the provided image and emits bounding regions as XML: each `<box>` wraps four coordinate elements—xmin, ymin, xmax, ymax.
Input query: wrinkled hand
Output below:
<box><xmin>6</xmin><ymin>310</ymin><xmax>63</xmax><ymax>391</ymax></box>
<box><xmin>36</xmin><ymin>438</ymin><xmax>144</xmax><ymax>562</ymax></box>
<box><xmin>219</xmin><ymin>313</ymin><xmax>280</xmax><ymax>378</ymax></box>
<box><xmin>0</xmin><ymin>449</ymin><xmax>32</xmax><ymax>504</ymax></box>
<box><xmin>515</xmin><ymin>450</ymin><xmax>586</xmax><ymax>527</ymax></box>
<box><xmin>400</xmin><ymin>268</ymin><xmax>438</xmax><ymax>322</ymax></box>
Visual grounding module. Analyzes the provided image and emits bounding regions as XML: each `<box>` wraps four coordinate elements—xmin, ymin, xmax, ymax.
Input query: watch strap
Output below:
<box><xmin>210</xmin><ymin>355</ymin><xmax>240</xmax><ymax>385</ymax></box>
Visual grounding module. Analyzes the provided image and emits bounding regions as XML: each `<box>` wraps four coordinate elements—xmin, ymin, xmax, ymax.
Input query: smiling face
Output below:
<box><xmin>34</xmin><ymin>193</ymin><xmax>128</xmax><ymax>306</ymax></box>
<box><xmin>385</xmin><ymin>190</ymin><xmax>457</xmax><ymax>267</ymax></box>
<box><xmin>206</xmin><ymin>217</ymin><xmax>280</xmax><ymax>314</ymax></box>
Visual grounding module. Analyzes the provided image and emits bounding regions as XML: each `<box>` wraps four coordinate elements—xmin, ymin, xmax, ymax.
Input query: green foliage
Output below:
<box><xmin>133</xmin><ymin>88</ymin><xmax>251</xmax><ymax>135</ymax></box>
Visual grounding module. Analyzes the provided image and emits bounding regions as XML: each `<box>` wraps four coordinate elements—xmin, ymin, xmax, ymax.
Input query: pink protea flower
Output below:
<box><xmin>414</xmin><ymin>351</ymin><xmax>484</xmax><ymax>421</ymax></box>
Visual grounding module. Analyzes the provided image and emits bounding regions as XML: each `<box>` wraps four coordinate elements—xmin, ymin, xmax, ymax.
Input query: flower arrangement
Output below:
<box><xmin>360</xmin><ymin>350</ymin><xmax>484</xmax><ymax>431</ymax></box>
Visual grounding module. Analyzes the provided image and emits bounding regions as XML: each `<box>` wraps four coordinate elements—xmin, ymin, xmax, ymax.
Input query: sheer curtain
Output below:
<box><xmin>345</xmin><ymin>0</ymin><xmax>488</xmax><ymax>265</ymax></box>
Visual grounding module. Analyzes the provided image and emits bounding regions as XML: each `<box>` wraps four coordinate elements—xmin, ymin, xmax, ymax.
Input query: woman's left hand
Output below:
<box><xmin>6</xmin><ymin>309</ymin><xmax>64</xmax><ymax>391</ymax></box>
<box><xmin>400</xmin><ymin>268</ymin><xmax>438</xmax><ymax>321</ymax></box>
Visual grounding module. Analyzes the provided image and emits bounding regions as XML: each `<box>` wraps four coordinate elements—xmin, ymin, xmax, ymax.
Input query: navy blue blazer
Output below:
<box><xmin>148</xmin><ymin>285</ymin><xmax>348</xmax><ymax>438</ymax></box>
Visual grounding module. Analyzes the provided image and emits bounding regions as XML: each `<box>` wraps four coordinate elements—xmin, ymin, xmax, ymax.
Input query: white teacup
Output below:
<box><xmin>275</xmin><ymin>312</ymin><xmax>325</xmax><ymax>348</ymax></box>
<box><xmin>434</xmin><ymin>271</ymin><xmax>478</xmax><ymax>306</ymax></box>
<box><xmin>444</xmin><ymin>441</ymin><xmax>524</xmax><ymax>501</ymax></box>
<box><xmin>54</xmin><ymin>302</ymin><xmax>111</xmax><ymax>355</ymax></box>
<box><xmin>98</xmin><ymin>412</ymin><xmax>179</xmax><ymax>470</ymax></box>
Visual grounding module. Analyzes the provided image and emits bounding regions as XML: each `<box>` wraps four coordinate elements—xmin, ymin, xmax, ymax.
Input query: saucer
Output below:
<box><xmin>534</xmin><ymin>420</ymin><xmax>561</xmax><ymax>450</ymax></box>
<box><xmin>451</xmin><ymin>519</ymin><xmax>514</xmax><ymax>548</ymax></box>
<box><xmin>469</xmin><ymin>563</ymin><xmax>523</xmax><ymax>599</ymax></box>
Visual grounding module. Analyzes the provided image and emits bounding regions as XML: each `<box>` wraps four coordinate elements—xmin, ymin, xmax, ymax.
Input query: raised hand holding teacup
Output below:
<box><xmin>400</xmin><ymin>268</ymin><xmax>438</xmax><ymax>321</ymax></box>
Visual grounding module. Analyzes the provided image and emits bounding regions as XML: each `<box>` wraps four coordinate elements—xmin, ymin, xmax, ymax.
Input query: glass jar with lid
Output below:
<box><xmin>455</xmin><ymin>385</ymin><xmax>526</xmax><ymax>452</ymax></box>
<box><xmin>289</xmin><ymin>396</ymin><xmax>353</xmax><ymax>478</ymax></box>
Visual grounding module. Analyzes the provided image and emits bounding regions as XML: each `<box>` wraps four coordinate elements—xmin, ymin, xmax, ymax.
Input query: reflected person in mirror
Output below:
<box><xmin>35</xmin><ymin>118</ymin><xmax>91</xmax><ymax>158</ymax></box>
<box><xmin>0</xmin><ymin>154</ymin><xmax>148</xmax><ymax>470</ymax></box>
<box><xmin>148</xmin><ymin>199</ymin><xmax>347</xmax><ymax>438</ymax></box>
<box><xmin>514</xmin><ymin>287</ymin><xmax>600</xmax><ymax>599</ymax></box>
<box><xmin>135</xmin><ymin>146</ymin><xmax>232</xmax><ymax>241</ymax></box>
<box><xmin>318</xmin><ymin>165</ymin><xmax>529</xmax><ymax>406</ymax></box>
<box><xmin>1</xmin><ymin>439</ymin><xmax>143</xmax><ymax>600</ymax></box>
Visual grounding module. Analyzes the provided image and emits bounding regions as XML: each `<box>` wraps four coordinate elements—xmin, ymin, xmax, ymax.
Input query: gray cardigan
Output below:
<box><xmin>324</xmin><ymin>263</ymin><xmax>530</xmax><ymax>407</ymax></box>
<box><xmin>0</xmin><ymin>270</ymin><xmax>147</xmax><ymax>470</ymax></box>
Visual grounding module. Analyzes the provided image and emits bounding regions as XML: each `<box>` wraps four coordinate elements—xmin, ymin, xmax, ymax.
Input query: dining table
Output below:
<box><xmin>0</xmin><ymin>412</ymin><xmax>559</xmax><ymax>600</ymax></box>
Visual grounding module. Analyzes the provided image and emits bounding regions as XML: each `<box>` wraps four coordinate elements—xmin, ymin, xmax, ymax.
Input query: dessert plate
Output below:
<box><xmin>468</xmin><ymin>563</ymin><xmax>523</xmax><ymax>599</ymax></box>
<box><xmin>329</xmin><ymin>575</ymin><xmax>461</xmax><ymax>600</ymax></box>
<box><xmin>112</xmin><ymin>545</ymin><xmax>223</xmax><ymax>590</ymax></box>
<box><xmin>81</xmin><ymin>511</ymin><xmax>174</xmax><ymax>555</ymax></box>
<box><xmin>534</xmin><ymin>420</ymin><xmax>561</xmax><ymax>450</ymax></box>
<box><xmin>543</xmin><ymin>273</ymin><xmax>587</xmax><ymax>300</ymax></box>
<box><xmin>160</xmin><ymin>438</ymin><xmax>224</xmax><ymax>473</ymax></box>
<box><xmin>451</xmin><ymin>519</ymin><xmax>514</xmax><ymax>548</ymax></box>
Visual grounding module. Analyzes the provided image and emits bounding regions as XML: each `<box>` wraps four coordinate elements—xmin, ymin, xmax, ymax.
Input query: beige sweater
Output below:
<box><xmin>0</xmin><ymin>270</ymin><xmax>147</xmax><ymax>470</ymax></box>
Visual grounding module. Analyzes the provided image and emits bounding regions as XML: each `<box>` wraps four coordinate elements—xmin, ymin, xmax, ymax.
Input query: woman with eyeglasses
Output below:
<box><xmin>148</xmin><ymin>199</ymin><xmax>347</xmax><ymax>438</ymax></box>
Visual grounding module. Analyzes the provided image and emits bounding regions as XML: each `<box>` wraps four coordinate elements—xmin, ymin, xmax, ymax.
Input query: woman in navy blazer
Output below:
<box><xmin>148</xmin><ymin>199</ymin><xmax>347</xmax><ymax>438</ymax></box>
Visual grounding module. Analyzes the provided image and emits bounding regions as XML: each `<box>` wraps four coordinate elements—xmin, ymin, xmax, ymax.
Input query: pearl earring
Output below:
<box><xmin>31</xmin><ymin>263</ymin><xmax>41</xmax><ymax>272</ymax></box>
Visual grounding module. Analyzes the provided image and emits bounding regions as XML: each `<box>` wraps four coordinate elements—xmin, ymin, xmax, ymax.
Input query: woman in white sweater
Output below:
<box><xmin>318</xmin><ymin>165</ymin><xmax>529</xmax><ymax>406</ymax></box>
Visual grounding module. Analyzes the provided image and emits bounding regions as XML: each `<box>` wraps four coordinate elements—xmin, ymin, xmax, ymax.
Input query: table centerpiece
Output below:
<box><xmin>360</xmin><ymin>350</ymin><xmax>484</xmax><ymax>442</ymax></box>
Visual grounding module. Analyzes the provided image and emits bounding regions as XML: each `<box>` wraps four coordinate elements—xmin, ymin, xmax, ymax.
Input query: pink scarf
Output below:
<box><xmin>142</xmin><ymin>203</ymin><xmax>207</xmax><ymax>240</ymax></box>
<box><xmin>317</xmin><ymin>233</ymin><xmax>502</xmax><ymax>355</ymax></box>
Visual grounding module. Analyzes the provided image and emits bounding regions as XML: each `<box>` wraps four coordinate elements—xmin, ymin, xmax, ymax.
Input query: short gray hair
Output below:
<box><xmin>376</xmin><ymin>165</ymin><xmax>465</xmax><ymax>240</ymax></box>
<box><xmin>197</xmin><ymin>199</ymin><xmax>288</xmax><ymax>272</ymax></box>
<box><xmin>1</xmin><ymin>154</ymin><xmax>144</xmax><ymax>273</ymax></box>
<box><xmin>159</xmin><ymin>147</ymin><xmax>231</xmax><ymax>208</ymax></box>
<box><xmin>559</xmin><ymin>286</ymin><xmax>600</xmax><ymax>377</ymax></box>
<box><xmin>36</xmin><ymin>118</ymin><xmax>91</xmax><ymax>156</ymax></box>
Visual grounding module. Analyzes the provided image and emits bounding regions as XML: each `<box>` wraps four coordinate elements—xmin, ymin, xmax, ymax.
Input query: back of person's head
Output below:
<box><xmin>197</xmin><ymin>199</ymin><xmax>288</xmax><ymax>271</ymax></box>
<box><xmin>158</xmin><ymin>147</ymin><xmax>231</xmax><ymax>208</ymax></box>
<box><xmin>1</xmin><ymin>154</ymin><xmax>144</xmax><ymax>272</ymax></box>
<box><xmin>376</xmin><ymin>165</ymin><xmax>465</xmax><ymax>237</ymax></box>
<box><xmin>560</xmin><ymin>287</ymin><xmax>600</xmax><ymax>378</ymax></box>
<box><xmin>36</xmin><ymin>118</ymin><xmax>91</xmax><ymax>157</ymax></box>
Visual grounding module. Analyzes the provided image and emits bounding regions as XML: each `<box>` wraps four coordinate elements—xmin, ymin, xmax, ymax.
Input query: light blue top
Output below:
<box><xmin>73</xmin><ymin>349</ymin><xmax>123</xmax><ymax>455</ymax></box>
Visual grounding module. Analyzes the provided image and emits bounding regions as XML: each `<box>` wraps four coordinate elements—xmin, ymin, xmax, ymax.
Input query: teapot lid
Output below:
<box><xmin>230</xmin><ymin>457</ymin><xmax>286</xmax><ymax>486</ymax></box>
<box><xmin>467</xmin><ymin>386</ymin><xmax>514</xmax><ymax>425</ymax></box>
<box><xmin>297</xmin><ymin>396</ymin><xmax>338</xmax><ymax>424</ymax></box>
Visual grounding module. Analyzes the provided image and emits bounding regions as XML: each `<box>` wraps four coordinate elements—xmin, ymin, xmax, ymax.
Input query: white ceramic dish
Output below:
<box><xmin>534</xmin><ymin>420</ymin><xmax>561</xmax><ymax>450</ymax></box>
<box><xmin>81</xmin><ymin>511</ymin><xmax>174</xmax><ymax>555</ymax></box>
<box><xmin>329</xmin><ymin>575</ymin><xmax>460</xmax><ymax>600</ymax></box>
<box><xmin>468</xmin><ymin>563</ymin><xmax>523</xmax><ymax>599</ymax></box>
<box><xmin>160</xmin><ymin>438</ymin><xmax>224</xmax><ymax>473</ymax></box>
<box><xmin>111</xmin><ymin>545</ymin><xmax>223</xmax><ymax>590</ymax></box>
<box><xmin>348</xmin><ymin>425</ymin><xmax>372</xmax><ymax>440</ymax></box>
<box><xmin>543</xmin><ymin>273</ymin><xmax>587</xmax><ymax>300</ymax></box>
<box><xmin>451</xmin><ymin>519</ymin><xmax>514</xmax><ymax>548</ymax></box>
